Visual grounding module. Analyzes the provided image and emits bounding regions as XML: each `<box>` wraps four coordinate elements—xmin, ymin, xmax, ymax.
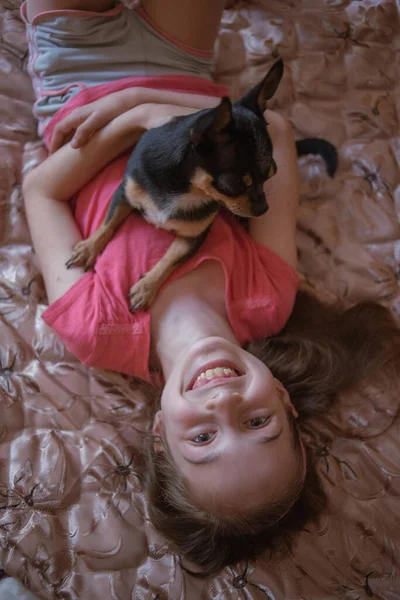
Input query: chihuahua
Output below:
<box><xmin>66</xmin><ymin>59</ymin><xmax>337</xmax><ymax>311</ymax></box>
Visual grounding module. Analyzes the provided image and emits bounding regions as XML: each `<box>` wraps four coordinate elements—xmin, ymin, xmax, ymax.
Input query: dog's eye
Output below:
<box><xmin>215</xmin><ymin>172</ymin><xmax>246</xmax><ymax>196</ymax></box>
<box><xmin>243</xmin><ymin>174</ymin><xmax>253</xmax><ymax>187</ymax></box>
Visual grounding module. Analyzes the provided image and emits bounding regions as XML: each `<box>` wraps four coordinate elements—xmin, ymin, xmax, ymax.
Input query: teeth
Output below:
<box><xmin>194</xmin><ymin>366</ymin><xmax>237</xmax><ymax>385</ymax></box>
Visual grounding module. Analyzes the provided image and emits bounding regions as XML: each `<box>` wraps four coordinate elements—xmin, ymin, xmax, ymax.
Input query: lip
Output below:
<box><xmin>190</xmin><ymin>375</ymin><xmax>246</xmax><ymax>393</ymax></box>
<box><xmin>186</xmin><ymin>359</ymin><xmax>243</xmax><ymax>392</ymax></box>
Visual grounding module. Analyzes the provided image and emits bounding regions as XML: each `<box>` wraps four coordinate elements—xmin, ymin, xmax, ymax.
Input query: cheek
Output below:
<box><xmin>252</xmin><ymin>366</ymin><xmax>280</xmax><ymax>404</ymax></box>
<box><xmin>253</xmin><ymin>362</ymin><xmax>275</xmax><ymax>389</ymax></box>
<box><xmin>160</xmin><ymin>375</ymin><xmax>182</xmax><ymax>412</ymax></box>
<box><xmin>160</xmin><ymin>397</ymin><xmax>198</xmax><ymax>430</ymax></box>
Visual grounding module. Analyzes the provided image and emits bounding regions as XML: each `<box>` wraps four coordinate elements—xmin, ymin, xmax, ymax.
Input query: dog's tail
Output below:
<box><xmin>295</xmin><ymin>138</ymin><xmax>338</xmax><ymax>178</ymax></box>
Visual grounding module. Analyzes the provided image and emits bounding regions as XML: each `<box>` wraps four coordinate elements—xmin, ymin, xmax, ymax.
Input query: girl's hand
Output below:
<box><xmin>49</xmin><ymin>88</ymin><xmax>220</xmax><ymax>154</ymax></box>
<box><xmin>49</xmin><ymin>95</ymin><xmax>125</xmax><ymax>154</ymax></box>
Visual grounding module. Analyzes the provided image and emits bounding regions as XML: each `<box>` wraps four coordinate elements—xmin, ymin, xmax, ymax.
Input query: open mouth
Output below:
<box><xmin>187</xmin><ymin>361</ymin><xmax>242</xmax><ymax>391</ymax></box>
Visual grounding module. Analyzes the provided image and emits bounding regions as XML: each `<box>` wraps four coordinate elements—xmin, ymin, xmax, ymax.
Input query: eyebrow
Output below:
<box><xmin>183</xmin><ymin>428</ymin><xmax>283</xmax><ymax>465</ymax></box>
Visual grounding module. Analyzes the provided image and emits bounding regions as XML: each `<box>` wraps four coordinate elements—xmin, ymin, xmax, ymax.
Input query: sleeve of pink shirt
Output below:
<box><xmin>42</xmin><ymin>274</ymin><xmax>97</xmax><ymax>364</ymax></box>
<box><xmin>250</xmin><ymin>241</ymin><xmax>301</xmax><ymax>337</ymax></box>
<box><xmin>41</xmin><ymin>271</ymin><xmax>150</xmax><ymax>380</ymax></box>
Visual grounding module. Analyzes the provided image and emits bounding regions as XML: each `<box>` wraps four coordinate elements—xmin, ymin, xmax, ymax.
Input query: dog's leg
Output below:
<box><xmin>128</xmin><ymin>228</ymin><xmax>210</xmax><ymax>312</ymax></box>
<box><xmin>66</xmin><ymin>184</ymin><xmax>132</xmax><ymax>270</ymax></box>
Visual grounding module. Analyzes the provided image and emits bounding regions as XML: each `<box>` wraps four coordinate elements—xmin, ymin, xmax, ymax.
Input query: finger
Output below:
<box><xmin>50</xmin><ymin>117</ymin><xmax>77</xmax><ymax>154</ymax></box>
<box><xmin>71</xmin><ymin>114</ymin><xmax>102</xmax><ymax>148</ymax></box>
<box><xmin>57</xmin><ymin>131</ymin><xmax>77</xmax><ymax>154</ymax></box>
<box><xmin>50</xmin><ymin>127</ymin><xmax>68</xmax><ymax>155</ymax></box>
<box><xmin>50</xmin><ymin>112</ymin><xmax>87</xmax><ymax>154</ymax></box>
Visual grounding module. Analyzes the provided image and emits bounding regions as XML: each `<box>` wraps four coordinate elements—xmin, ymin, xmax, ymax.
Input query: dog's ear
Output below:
<box><xmin>190</xmin><ymin>97</ymin><xmax>233</xmax><ymax>147</ymax></box>
<box><xmin>237</xmin><ymin>59</ymin><xmax>284</xmax><ymax>116</ymax></box>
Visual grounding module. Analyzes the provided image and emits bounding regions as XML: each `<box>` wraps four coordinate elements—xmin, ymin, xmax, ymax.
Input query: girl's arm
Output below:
<box><xmin>23</xmin><ymin>105</ymin><xmax>147</xmax><ymax>303</ymax></box>
<box><xmin>248</xmin><ymin>110</ymin><xmax>299</xmax><ymax>271</ymax></box>
<box><xmin>50</xmin><ymin>87</ymin><xmax>221</xmax><ymax>153</ymax></box>
<box><xmin>26</xmin><ymin>103</ymin><xmax>200</xmax><ymax>201</ymax></box>
<box><xmin>23</xmin><ymin>103</ymin><xmax>200</xmax><ymax>303</ymax></box>
<box><xmin>25</xmin><ymin>104</ymin><xmax>148</xmax><ymax>202</ymax></box>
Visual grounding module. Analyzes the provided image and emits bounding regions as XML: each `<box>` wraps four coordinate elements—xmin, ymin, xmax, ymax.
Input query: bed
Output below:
<box><xmin>0</xmin><ymin>0</ymin><xmax>399</xmax><ymax>598</ymax></box>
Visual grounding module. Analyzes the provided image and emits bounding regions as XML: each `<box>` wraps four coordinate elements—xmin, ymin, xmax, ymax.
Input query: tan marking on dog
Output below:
<box><xmin>68</xmin><ymin>203</ymin><xmax>132</xmax><ymax>268</ymax></box>
<box><xmin>97</xmin><ymin>202</ymin><xmax>133</xmax><ymax>243</ymax></box>
<box><xmin>191</xmin><ymin>168</ymin><xmax>253</xmax><ymax>217</ymax></box>
<box><xmin>129</xmin><ymin>236</ymin><xmax>197</xmax><ymax>310</ymax></box>
<box><xmin>163</xmin><ymin>213</ymin><xmax>216</xmax><ymax>237</ymax></box>
<box><xmin>88</xmin><ymin>202</ymin><xmax>132</xmax><ymax>253</ymax></box>
<box><xmin>174</xmin><ymin>190</ymin><xmax>215</xmax><ymax>213</ymax></box>
<box><xmin>243</xmin><ymin>174</ymin><xmax>253</xmax><ymax>187</ymax></box>
<box><xmin>125</xmin><ymin>177</ymin><xmax>167</xmax><ymax>224</ymax></box>
<box><xmin>125</xmin><ymin>176</ymin><xmax>217</xmax><ymax>237</ymax></box>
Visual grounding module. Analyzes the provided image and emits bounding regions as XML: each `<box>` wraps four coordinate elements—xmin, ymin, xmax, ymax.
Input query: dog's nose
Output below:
<box><xmin>251</xmin><ymin>202</ymin><xmax>269</xmax><ymax>217</ymax></box>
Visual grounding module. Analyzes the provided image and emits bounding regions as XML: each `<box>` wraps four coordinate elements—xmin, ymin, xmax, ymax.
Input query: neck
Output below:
<box><xmin>151</xmin><ymin>275</ymin><xmax>238</xmax><ymax>380</ymax></box>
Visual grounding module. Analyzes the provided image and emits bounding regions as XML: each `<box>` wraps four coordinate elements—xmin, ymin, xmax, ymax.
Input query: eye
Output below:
<box><xmin>243</xmin><ymin>174</ymin><xmax>253</xmax><ymax>187</ymax></box>
<box><xmin>191</xmin><ymin>432</ymin><xmax>215</xmax><ymax>445</ymax></box>
<box><xmin>245</xmin><ymin>416</ymin><xmax>271</xmax><ymax>428</ymax></box>
<box><xmin>215</xmin><ymin>172</ymin><xmax>246</xmax><ymax>196</ymax></box>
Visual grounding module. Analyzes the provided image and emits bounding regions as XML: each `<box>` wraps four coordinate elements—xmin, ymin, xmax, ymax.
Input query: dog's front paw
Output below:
<box><xmin>66</xmin><ymin>240</ymin><xmax>99</xmax><ymax>271</ymax></box>
<box><xmin>128</xmin><ymin>274</ymin><xmax>157</xmax><ymax>312</ymax></box>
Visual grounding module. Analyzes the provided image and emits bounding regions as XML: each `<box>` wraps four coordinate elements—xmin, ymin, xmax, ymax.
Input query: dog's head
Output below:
<box><xmin>190</xmin><ymin>59</ymin><xmax>284</xmax><ymax>218</ymax></box>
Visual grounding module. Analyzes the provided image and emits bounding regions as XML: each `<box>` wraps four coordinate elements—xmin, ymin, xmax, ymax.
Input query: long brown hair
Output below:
<box><xmin>250</xmin><ymin>291</ymin><xmax>400</xmax><ymax>416</ymax></box>
<box><xmin>143</xmin><ymin>291</ymin><xmax>400</xmax><ymax>575</ymax></box>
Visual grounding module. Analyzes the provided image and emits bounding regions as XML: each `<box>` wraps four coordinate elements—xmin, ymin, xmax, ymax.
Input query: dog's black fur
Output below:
<box><xmin>66</xmin><ymin>59</ymin><xmax>338</xmax><ymax>311</ymax></box>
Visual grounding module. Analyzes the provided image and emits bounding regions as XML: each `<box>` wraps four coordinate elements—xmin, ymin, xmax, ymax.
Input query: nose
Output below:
<box><xmin>251</xmin><ymin>201</ymin><xmax>269</xmax><ymax>217</ymax></box>
<box><xmin>204</xmin><ymin>388</ymin><xmax>244</xmax><ymax>412</ymax></box>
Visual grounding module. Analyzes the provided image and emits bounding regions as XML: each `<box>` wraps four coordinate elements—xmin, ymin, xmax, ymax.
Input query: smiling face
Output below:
<box><xmin>154</xmin><ymin>337</ymin><xmax>301</xmax><ymax>513</ymax></box>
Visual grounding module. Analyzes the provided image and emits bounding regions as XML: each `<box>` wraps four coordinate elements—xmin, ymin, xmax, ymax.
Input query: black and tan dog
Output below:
<box><xmin>66</xmin><ymin>59</ymin><xmax>337</xmax><ymax>311</ymax></box>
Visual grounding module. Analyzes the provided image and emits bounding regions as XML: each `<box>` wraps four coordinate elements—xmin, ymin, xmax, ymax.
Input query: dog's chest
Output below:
<box><xmin>124</xmin><ymin>176</ymin><xmax>217</xmax><ymax>237</ymax></box>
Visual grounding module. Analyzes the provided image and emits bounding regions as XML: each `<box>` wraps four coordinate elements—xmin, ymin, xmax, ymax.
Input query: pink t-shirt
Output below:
<box><xmin>42</xmin><ymin>76</ymin><xmax>300</xmax><ymax>384</ymax></box>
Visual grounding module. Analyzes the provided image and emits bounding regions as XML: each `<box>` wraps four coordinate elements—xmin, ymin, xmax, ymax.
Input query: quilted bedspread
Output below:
<box><xmin>1</xmin><ymin>0</ymin><xmax>400</xmax><ymax>598</ymax></box>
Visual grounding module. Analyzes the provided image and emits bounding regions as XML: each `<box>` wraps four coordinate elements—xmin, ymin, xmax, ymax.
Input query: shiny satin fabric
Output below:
<box><xmin>0</xmin><ymin>1</ymin><xmax>399</xmax><ymax>598</ymax></box>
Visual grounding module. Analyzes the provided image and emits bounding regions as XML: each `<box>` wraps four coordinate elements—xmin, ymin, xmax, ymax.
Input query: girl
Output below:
<box><xmin>22</xmin><ymin>0</ymin><xmax>400</xmax><ymax>575</ymax></box>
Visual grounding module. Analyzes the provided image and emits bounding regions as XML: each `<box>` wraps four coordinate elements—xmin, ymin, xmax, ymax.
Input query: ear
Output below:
<box><xmin>274</xmin><ymin>378</ymin><xmax>299</xmax><ymax>419</ymax></box>
<box><xmin>237</xmin><ymin>58</ymin><xmax>284</xmax><ymax>116</ymax></box>
<box><xmin>190</xmin><ymin>97</ymin><xmax>233</xmax><ymax>147</ymax></box>
<box><xmin>152</xmin><ymin>410</ymin><xmax>164</xmax><ymax>453</ymax></box>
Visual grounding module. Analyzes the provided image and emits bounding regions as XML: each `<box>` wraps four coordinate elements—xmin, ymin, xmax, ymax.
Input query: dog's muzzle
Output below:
<box><xmin>250</xmin><ymin>199</ymin><xmax>269</xmax><ymax>217</ymax></box>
